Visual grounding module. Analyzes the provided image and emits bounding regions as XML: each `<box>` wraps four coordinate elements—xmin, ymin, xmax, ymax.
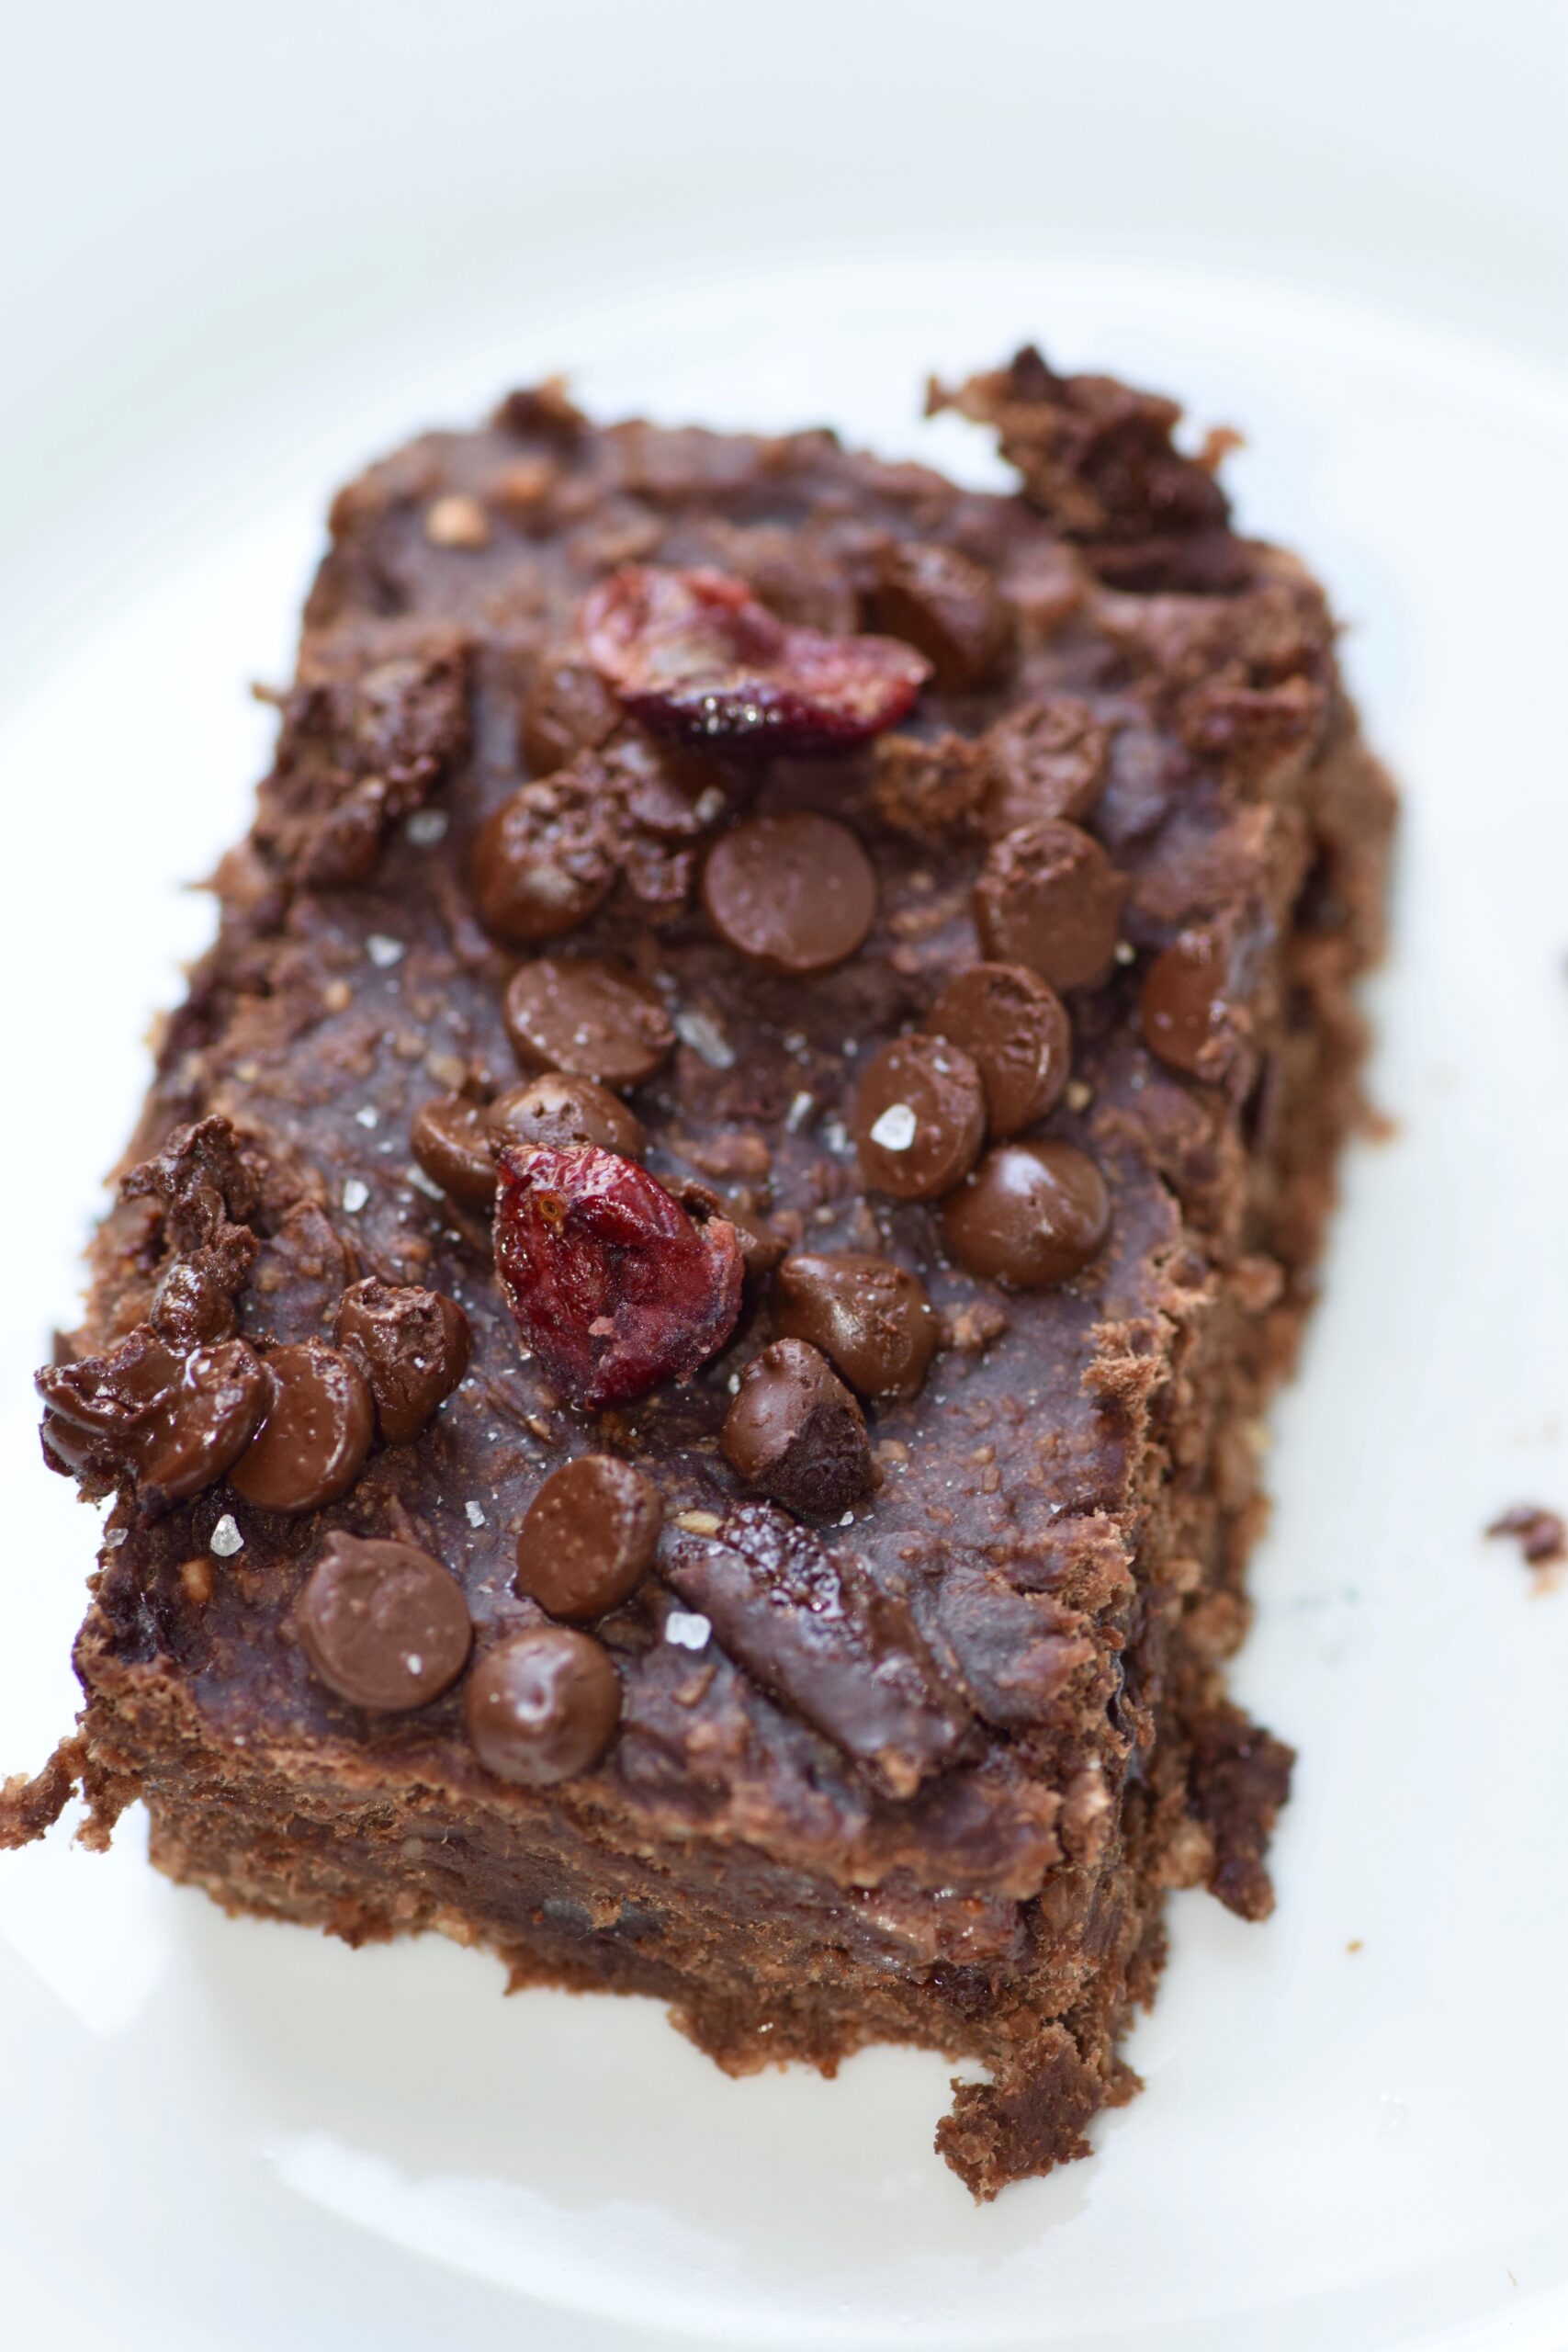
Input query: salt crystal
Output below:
<box><xmin>869</xmin><ymin>1102</ymin><xmax>917</xmax><ymax>1152</ymax></box>
<box><xmin>673</xmin><ymin>1009</ymin><xmax>736</xmax><ymax>1069</ymax></box>
<box><xmin>465</xmin><ymin>1500</ymin><xmax>486</xmax><ymax>1528</ymax></box>
<box><xmin>406</xmin><ymin>808</ymin><xmax>449</xmax><ymax>846</ymax></box>
<box><xmin>366</xmin><ymin>933</ymin><xmax>405</xmax><ymax>968</ymax></box>
<box><xmin>355</xmin><ymin>1104</ymin><xmax>379</xmax><ymax>1129</ymax></box>
<box><xmin>209</xmin><ymin>1515</ymin><xmax>244</xmax><ymax>1558</ymax></box>
<box><xmin>665</xmin><ymin>1611</ymin><xmax>712</xmax><ymax>1651</ymax></box>
<box><xmin>342</xmin><ymin>1178</ymin><xmax>370</xmax><ymax>1213</ymax></box>
<box><xmin>784</xmin><ymin>1091</ymin><xmax>815</xmax><ymax>1133</ymax></box>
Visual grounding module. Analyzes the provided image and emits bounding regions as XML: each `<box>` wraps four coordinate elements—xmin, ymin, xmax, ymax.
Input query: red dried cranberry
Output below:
<box><xmin>494</xmin><ymin>1145</ymin><xmax>743</xmax><ymax>1409</ymax></box>
<box><xmin>581</xmin><ymin>565</ymin><xmax>931</xmax><ymax>753</ymax></box>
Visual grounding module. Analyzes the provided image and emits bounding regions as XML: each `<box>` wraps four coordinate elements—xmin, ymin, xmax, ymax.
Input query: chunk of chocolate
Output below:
<box><xmin>869</xmin><ymin>540</ymin><xmax>1008</xmax><ymax>691</ymax></box>
<box><xmin>229</xmin><ymin>1342</ymin><xmax>375</xmax><ymax>1512</ymax></box>
<box><xmin>465</xmin><ymin>1627</ymin><xmax>621</xmax><ymax>1785</ymax></box>
<box><xmin>661</xmin><ymin>1503</ymin><xmax>971</xmax><ymax>1797</ymax></box>
<box><xmin>334</xmin><ymin>1277</ymin><xmax>471</xmax><ymax>1444</ymax></box>
<box><xmin>941</xmin><ymin>1140</ymin><xmax>1110</xmax><ymax>1287</ymax></box>
<box><xmin>297</xmin><ymin>1532</ymin><xmax>472</xmax><ymax>1711</ymax></box>
<box><xmin>515</xmin><ymin>1453</ymin><xmax>664</xmax><ymax>1618</ymax></box>
<box><xmin>927</xmin><ymin>962</ymin><xmax>1072</xmax><ymax>1138</ymax></box>
<box><xmin>1140</xmin><ymin>928</ymin><xmax>1237</xmax><ymax>1079</ymax></box>
<box><xmin>469</xmin><ymin>763</ymin><xmax>616</xmax><ymax>944</ymax></box>
<box><xmin>503</xmin><ymin>956</ymin><xmax>675</xmax><ymax>1090</ymax></box>
<box><xmin>853</xmin><ymin>1035</ymin><xmax>986</xmax><ymax>1201</ymax></box>
<box><xmin>972</xmin><ymin>819</ymin><xmax>1128</xmax><ymax>991</ymax></box>
<box><xmin>702</xmin><ymin>812</ymin><xmax>876</xmax><ymax>977</ymax></box>
<box><xmin>978</xmin><ymin>696</ymin><xmax>1108</xmax><ymax>835</ymax></box>
<box><xmin>721</xmin><ymin>1338</ymin><xmax>874</xmax><ymax>1518</ymax></box>
<box><xmin>519</xmin><ymin>658</ymin><xmax>619</xmax><ymax>775</ymax></box>
<box><xmin>772</xmin><ymin>1252</ymin><xmax>938</xmax><ymax>1399</ymax></box>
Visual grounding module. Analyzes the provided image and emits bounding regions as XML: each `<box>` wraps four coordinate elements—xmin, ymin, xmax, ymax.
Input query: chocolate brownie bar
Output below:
<box><xmin>2</xmin><ymin>349</ymin><xmax>1393</xmax><ymax>2196</ymax></box>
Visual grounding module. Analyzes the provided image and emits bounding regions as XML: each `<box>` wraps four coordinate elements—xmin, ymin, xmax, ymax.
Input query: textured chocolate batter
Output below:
<box><xmin>3</xmin><ymin>349</ymin><xmax>1393</xmax><ymax>2196</ymax></box>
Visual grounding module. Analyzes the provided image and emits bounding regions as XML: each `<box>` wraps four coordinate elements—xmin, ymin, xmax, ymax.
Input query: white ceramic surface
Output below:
<box><xmin>2</xmin><ymin>251</ymin><xmax>1567</xmax><ymax>2352</ymax></box>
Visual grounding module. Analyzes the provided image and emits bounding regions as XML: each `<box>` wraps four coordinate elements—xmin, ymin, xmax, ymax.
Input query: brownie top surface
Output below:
<box><xmin>51</xmin><ymin>352</ymin><xmax>1338</xmax><ymax>1897</ymax></box>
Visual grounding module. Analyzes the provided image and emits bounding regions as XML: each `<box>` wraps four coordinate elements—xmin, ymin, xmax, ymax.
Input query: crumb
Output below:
<box><xmin>1486</xmin><ymin>1505</ymin><xmax>1566</xmax><ymax>1568</ymax></box>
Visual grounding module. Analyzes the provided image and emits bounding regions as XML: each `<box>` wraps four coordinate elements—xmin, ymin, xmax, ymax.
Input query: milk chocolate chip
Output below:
<box><xmin>469</xmin><ymin>769</ymin><xmax>615</xmax><ymax>944</ymax></box>
<box><xmin>853</xmin><ymin>1035</ymin><xmax>986</xmax><ymax>1201</ymax></box>
<box><xmin>702</xmin><ymin>812</ymin><xmax>876</xmax><ymax>977</ymax></box>
<box><xmin>927</xmin><ymin>962</ymin><xmax>1072</xmax><ymax>1138</ymax></box>
<box><xmin>773</xmin><ymin>1252</ymin><xmax>938</xmax><ymax>1399</ymax></box>
<box><xmin>941</xmin><ymin>1140</ymin><xmax>1110</xmax><ymax>1288</ymax></box>
<box><xmin>465</xmin><ymin>1627</ymin><xmax>621</xmax><ymax>1785</ymax></box>
<box><xmin>229</xmin><ymin>1341</ymin><xmax>375</xmax><ymax>1512</ymax></box>
<box><xmin>503</xmin><ymin>957</ymin><xmax>675</xmax><ymax>1089</ymax></box>
<box><xmin>515</xmin><ymin>1453</ymin><xmax>664</xmax><ymax>1619</ymax></box>
<box><xmin>1140</xmin><ymin>929</ymin><xmax>1235</xmax><ymax>1078</ymax></box>
<box><xmin>38</xmin><ymin>1326</ymin><xmax>271</xmax><ymax>1510</ymax></box>
<box><xmin>334</xmin><ymin>1277</ymin><xmax>471</xmax><ymax>1444</ymax></box>
<box><xmin>411</xmin><ymin>1094</ymin><xmax>499</xmax><ymax>1205</ymax></box>
<box><xmin>488</xmin><ymin>1071</ymin><xmax>647</xmax><ymax>1159</ymax></box>
<box><xmin>721</xmin><ymin>1337</ymin><xmax>874</xmax><ymax>1518</ymax></box>
<box><xmin>973</xmin><ymin>819</ymin><xmax>1128</xmax><ymax>990</ymax></box>
<box><xmin>298</xmin><ymin>1532</ymin><xmax>472</xmax><ymax>1711</ymax></box>
<box><xmin>519</xmin><ymin>658</ymin><xmax>619</xmax><ymax>775</ymax></box>
<box><xmin>979</xmin><ymin>696</ymin><xmax>1108</xmax><ymax>835</ymax></box>
<box><xmin>869</xmin><ymin>540</ymin><xmax>1008</xmax><ymax>692</ymax></box>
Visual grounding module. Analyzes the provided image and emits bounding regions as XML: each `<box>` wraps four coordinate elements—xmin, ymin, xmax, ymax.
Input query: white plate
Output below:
<box><xmin>3</xmin><ymin>253</ymin><xmax>1567</xmax><ymax>2352</ymax></box>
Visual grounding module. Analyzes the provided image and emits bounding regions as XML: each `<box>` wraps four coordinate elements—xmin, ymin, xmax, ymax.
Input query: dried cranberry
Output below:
<box><xmin>494</xmin><ymin>1145</ymin><xmax>743</xmax><ymax>1409</ymax></box>
<box><xmin>581</xmin><ymin>565</ymin><xmax>931</xmax><ymax>753</ymax></box>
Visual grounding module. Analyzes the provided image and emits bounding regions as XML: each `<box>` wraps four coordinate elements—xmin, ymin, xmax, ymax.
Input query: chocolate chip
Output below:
<box><xmin>37</xmin><ymin>1326</ymin><xmax>270</xmax><ymax>1510</ymax></box>
<box><xmin>135</xmin><ymin>1339</ymin><xmax>276</xmax><ymax>1506</ymax></box>
<box><xmin>773</xmin><ymin>1252</ymin><xmax>938</xmax><ymax>1399</ymax></box>
<box><xmin>469</xmin><ymin>767</ymin><xmax>615</xmax><ymax>944</ymax></box>
<box><xmin>608</xmin><ymin>733</ymin><xmax>729</xmax><ymax>840</ymax></box>
<box><xmin>926</xmin><ymin>962</ymin><xmax>1072</xmax><ymax>1138</ymax></box>
<box><xmin>940</xmin><ymin>1140</ymin><xmax>1110</xmax><ymax>1287</ymax></box>
<box><xmin>702</xmin><ymin>812</ymin><xmax>876</xmax><ymax>977</ymax></box>
<box><xmin>721</xmin><ymin>1337</ymin><xmax>874</xmax><ymax>1518</ymax></box>
<box><xmin>515</xmin><ymin>1453</ymin><xmax>664</xmax><ymax>1619</ymax></box>
<box><xmin>853</xmin><ymin>1035</ymin><xmax>986</xmax><ymax>1201</ymax></box>
<box><xmin>297</xmin><ymin>1532</ymin><xmax>472</xmax><ymax>1711</ymax></box>
<box><xmin>979</xmin><ymin>697</ymin><xmax>1109</xmax><ymax>836</ymax></box>
<box><xmin>229</xmin><ymin>1341</ymin><xmax>375</xmax><ymax>1513</ymax></box>
<box><xmin>149</xmin><ymin>1260</ymin><xmax>239</xmax><ymax>1345</ymax></box>
<box><xmin>972</xmin><ymin>818</ymin><xmax>1128</xmax><ymax>990</ymax></box>
<box><xmin>503</xmin><ymin>957</ymin><xmax>675</xmax><ymax>1090</ymax></box>
<box><xmin>1140</xmin><ymin>928</ymin><xmax>1235</xmax><ymax>1078</ymax></box>
<box><xmin>519</xmin><ymin>658</ymin><xmax>619</xmax><ymax>775</ymax></box>
<box><xmin>869</xmin><ymin>541</ymin><xmax>1008</xmax><ymax>691</ymax></box>
<box><xmin>487</xmin><ymin>1071</ymin><xmax>646</xmax><ymax>1159</ymax></box>
<box><xmin>411</xmin><ymin>1094</ymin><xmax>498</xmax><ymax>1205</ymax></box>
<box><xmin>334</xmin><ymin>1277</ymin><xmax>471</xmax><ymax>1445</ymax></box>
<box><xmin>465</xmin><ymin>1626</ymin><xmax>621</xmax><ymax>1785</ymax></box>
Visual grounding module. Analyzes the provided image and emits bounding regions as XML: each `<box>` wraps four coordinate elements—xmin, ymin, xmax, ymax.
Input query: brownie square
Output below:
<box><xmin>2</xmin><ymin>348</ymin><xmax>1393</xmax><ymax>2196</ymax></box>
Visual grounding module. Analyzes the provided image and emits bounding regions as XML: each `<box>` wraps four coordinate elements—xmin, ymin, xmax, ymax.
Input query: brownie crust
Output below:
<box><xmin>3</xmin><ymin>348</ymin><xmax>1393</xmax><ymax>2197</ymax></box>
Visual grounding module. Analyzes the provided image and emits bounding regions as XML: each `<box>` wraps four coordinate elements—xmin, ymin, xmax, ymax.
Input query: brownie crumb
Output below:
<box><xmin>1486</xmin><ymin>1505</ymin><xmax>1567</xmax><ymax>1569</ymax></box>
